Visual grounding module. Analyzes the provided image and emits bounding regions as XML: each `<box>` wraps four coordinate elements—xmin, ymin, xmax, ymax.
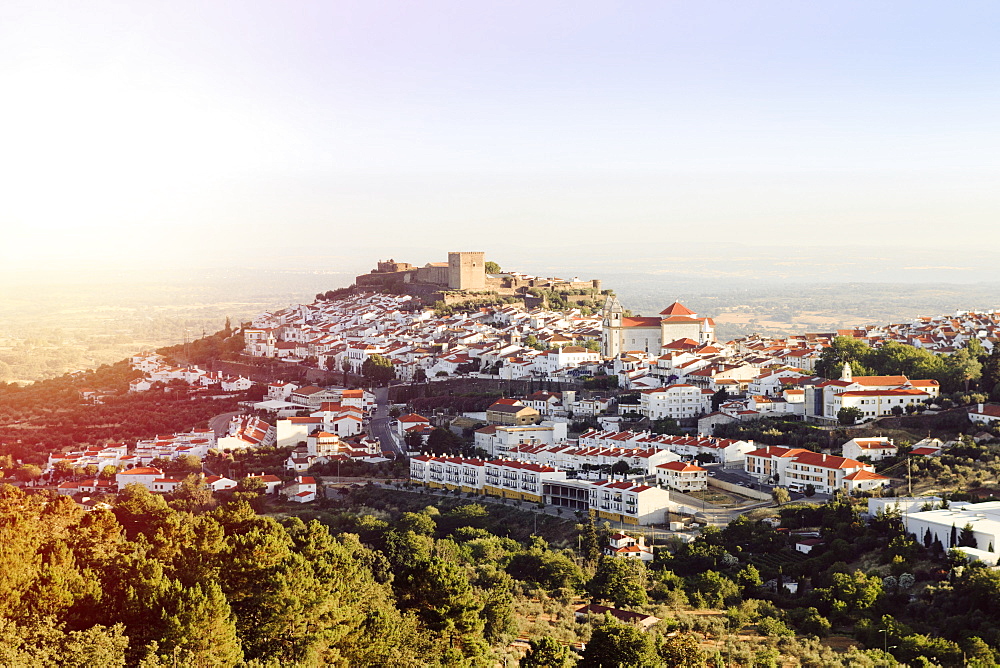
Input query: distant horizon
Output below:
<box><xmin>5</xmin><ymin>240</ymin><xmax>1000</xmax><ymax>289</ymax></box>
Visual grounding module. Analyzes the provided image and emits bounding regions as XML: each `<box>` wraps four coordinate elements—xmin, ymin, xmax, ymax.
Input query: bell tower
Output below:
<box><xmin>601</xmin><ymin>296</ymin><xmax>624</xmax><ymax>358</ymax></box>
<box><xmin>841</xmin><ymin>362</ymin><xmax>853</xmax><ymax>383</ymax></box>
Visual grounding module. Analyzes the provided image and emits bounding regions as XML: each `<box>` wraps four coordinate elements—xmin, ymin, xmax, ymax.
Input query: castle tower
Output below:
<box><xmin>447</xmin><ymin>251</ymin><xmax>486</xmax><ymax>290</ymax></box>
<box><xmin>601</xmin><ymin>296</ymin><xmax>624</xmax><ymax>358</ymax></box>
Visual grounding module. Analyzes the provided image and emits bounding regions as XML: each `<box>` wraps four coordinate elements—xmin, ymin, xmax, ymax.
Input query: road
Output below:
<box><xmin>209</xmin><ymin>411</ymin><xmax>242</xmax><ymax>438</ymax></box>
<box><xmin>370</xmin><ymin>387</ymin><xmax>403</xmax><ymax>456</ymax></box>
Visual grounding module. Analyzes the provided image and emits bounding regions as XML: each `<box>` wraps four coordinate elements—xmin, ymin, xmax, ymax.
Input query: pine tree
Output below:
<box><xmin>579</xmin><ymin>518</ymin><xmax>601</xmax><ymax>564</ymax></box>
<box><xmin>157</xmin><ymin>581</ymin><xmax>243</xmax><ymax>666</ymax></box>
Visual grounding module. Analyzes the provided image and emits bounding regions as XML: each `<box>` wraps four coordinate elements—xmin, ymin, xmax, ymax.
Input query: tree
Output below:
<box><xmin>658</xmin><ymin>633</ymin><xmax>705</xmax><ymax>668</ymax></box>
<box><xmin>579</xmin><ymin>518</ymin><xmax>601</xmax><ymax>564</ymax></box>
<box><xmin>772</xmin><ymin>487</ymin><xmax>791</xmax><ymax>506</ymax></box>
<box><xmin>524</xmin><ymin>335</ymin><xmax>544</xmax><ymax>351</ymax></box>
<box><xmin>588</xmin><ymin>557</ymin><xmax>648</xmax><ymax>608</ymax></box>
<box><xmin>485</xmin><ymin>261</ymin><xmax>502</xmax><ymax>274</ymax></box>
<box><xmin>100</xmin><ymin>465</ymin><xmax>119</xmax><ymax>480</ymax></box>
<box><xmin>403</xmin><ymin>431</ymin><xmax>424</xmax><ymax>451</ymax></box>
<box><xmin>838</xmin><ymin>407</ymin><xmax>864</xmax><ymax>426</ymax></box>
<box><xmin>13</xmin><ymin>464</ymin><xmax>42</xmax><ymax>483</ymax></box>
<box><xmin>520</xmin><ymin>636</ymin><xmax>570</xmax><ymax>667</ymax></box>
<box><xmin>711</xmin><ymin>388</ymin><xmax>730</xmax><ymax>411</ymax></box>
<box><xmin>396</xmin><ymin>557</ymin><xmax>484</xmax><ymax>645</ymax></box>
<box><xmin>53</xmin><ymin>459</ymin><xmax>76</xmax><ymax>480</ymax></box>
<box><xmin>399</xmin><ymin>511</ymin><xmax>436</xmax><ymax>536</ymax></box>
<box><xmin>816</xmin><ymin>337</ymin><xmax>874</xmax><ymax>379</ymax></box>
<box><xmin>981</xmin><ymin>348</ymin><xmax>1000</xmax><ymax>396</ymax></box>
<box><xmin>426</xmin><ymin>428</ymin><xmax>463</xmax><ymax>455</ymax></box>
<box><xmin>361</xmin><ymin>354</ymin><xmax>395</xmax><ymax>386</ymax></box>
<box><xmin>154</xmin><ymin>580</ymin><xmax>243</xmax><ymax>666</ymax></box>
<box><xmin>816</xmin><ymin>570</ymin><xmax>883</xmax><ymax>619</ymax></box>
<box><xmin>959</xmin><ymin>523</ymin><xmax>978</xmax><ymax>548</ymax></box>
<box><xmin>579</xmin><ymin>618</ymin><xmax>660</xmax><ymax>667</ymax></box>
<box><xmin>946</xmin><ymin>348</ymin><xmax>982</xmax><ymax>392</ymax></box>
<box><xmin>804</xmin><ymin>483</ymin><xmax>816</xmax><ymax>498</ymax></box>
<box><xmin>167</xmin><ymin>475</ymin><xmax>215</xmax><ymax>513</ymax></box>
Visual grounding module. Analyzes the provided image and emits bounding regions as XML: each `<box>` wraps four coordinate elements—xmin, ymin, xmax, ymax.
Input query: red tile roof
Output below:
<box><xmin>659</xmin><ymin>302</ymin><xmax>695</xmax><ymax>316</ymax></box>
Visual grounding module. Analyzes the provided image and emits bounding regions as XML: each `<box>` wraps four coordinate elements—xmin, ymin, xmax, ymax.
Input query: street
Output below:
<box><xmin>370</xmin><ymin>386</ymin><xmax>403</xmax><ymax>456</ymax></box>
<box><xmin>208</xmin><ymin>411</ymin><xmax>241</xmax><ymax>439</ymax></box>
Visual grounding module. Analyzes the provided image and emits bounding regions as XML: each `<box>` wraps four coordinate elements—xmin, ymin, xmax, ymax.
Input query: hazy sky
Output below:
<box><xmin>2</xmin><ymin>1</ymin><xmax>999</xmax><ymax>281</ymax></box>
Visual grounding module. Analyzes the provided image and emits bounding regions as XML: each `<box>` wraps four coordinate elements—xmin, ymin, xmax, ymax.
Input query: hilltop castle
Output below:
<box><xmin>355</xmin><ymin>252</ymin><xmax>601</xmax><ymax>305</ymax></box>
<box><xmin>356</xmin><ymin>252</ymin><xmax>488</xmax><ymax>293</ymax></box>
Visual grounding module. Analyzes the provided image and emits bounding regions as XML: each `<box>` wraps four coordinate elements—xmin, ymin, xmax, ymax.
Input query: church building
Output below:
<box><xmin>601</xmin><ymin>297</ymin><xmax>715</xmax><ymax>358</ymax></box>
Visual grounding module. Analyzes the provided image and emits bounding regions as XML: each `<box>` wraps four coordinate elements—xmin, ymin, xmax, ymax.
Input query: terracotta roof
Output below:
<box><xmin>659</xmin><ymin>302</ymin><xmax>695</xmax><ymax>316</ymax></box>
<box><xmin>621</xmin><ymin>317</ymin><xmax>661</xmax><ymax>328</ymax></box>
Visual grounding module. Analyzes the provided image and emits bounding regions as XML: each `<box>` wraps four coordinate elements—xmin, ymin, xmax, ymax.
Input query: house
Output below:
<box><xmin>217</xmin><ymin>415</ymin><xmax>275</xmax><ymax>450</ymax></box>
<box><xmin>396</xmin><ymin>413</ymin><xmax>432</xmax><ymax>439</ymax></box>
<box><xmin>281</xmin><ymin>476</ymin><xmax>318</xmax><ymax>503</ymax></box>
<box><xmin>656</xmin><ymin>461</ymin><xmax>708</xmax><ymax>492</ymax></box>
<box><xmin>697</xmin><ymin>411</ymin><xmax>739</xmax><ymax>436</ymax></box>
<box><xmin>482</xmin><ymin>460</ymin><xmax>566</xmax><ymax>503</ymax></box>
<box><xmin>410</xmin><ymin>455</ymin><xmax>486</xmax><ymax>492</ymax></box>
<box><xmin>842</xmin><ymin>437</ymin><xmax>897</xmax><ymax>462</ymax></box>
<box><xmin>802</xmin><ymin>365</ymin><xmax>938</xmax><ymax>423</ymax></box>
<box><xmin>151</xmin><ymin>477</ymin><xmax>183</xmax><ymax>493</ymax></box>
<box><xmin>795</xmin><ymin>537</ymin><xmax>823</xmax><ymax>554</ymax></box>
<box><xmin>289</xmin><ymin>385</ymin><xmax>338</xmax><ymax>409</ymax></box>
<box><xmin>604</xmin><ymin>533</ymin><xmax>654</xmax><ymax>562</ymax></box>
<box><xmin>485</xmin><ymin>398</ymin><xmax>542</xmax><ymax>426</ymax></box>
<box><xmin>969</xmin><ymin>403</ymin><xmax>1000</xmax><ymax>427</ymax></box>
<box><xmin>746</xmin><ymin>448</ymin><xmax>889</xmax><ymax>495</ymax></box>
<box><xmin>909</xmin><ymin>438</ymin><xmax>945</xmax><ymax>457</ymax></box>
<box><xmin>474</xmin><ymin>423</ymin><xmax>567</xmax><ymax>457</ymax></box>
<box><xmin>245</xmin><ymin>473</ymin><xmax>283</xmax><ymax>494</ymax></box>
<box><xmin>203</xmin><ymin>475</ymin><xmax>237</xmax><ymax>491</ymax></box>
<box><xmin>116</xmin><ymin>467</ymin><xmax>164</xmax><ymax>491</ymax></box>
<box><xmin>638</xmin><ymin>384</ymin><xmax>713</xmax><ymax>420</ymax></box>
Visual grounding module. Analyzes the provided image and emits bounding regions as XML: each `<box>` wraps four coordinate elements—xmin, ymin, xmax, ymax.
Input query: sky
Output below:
<box><xmin>2</xmin><ymin>1</ymin><xmax>999</xmax><ymax>284</ymax></box>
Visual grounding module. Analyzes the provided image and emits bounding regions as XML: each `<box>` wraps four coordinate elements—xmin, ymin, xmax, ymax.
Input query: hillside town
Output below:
<box><xmin>7</xmin><ymin>255</ymin><xmax>1000</xmax><ymax>668</ymax></box>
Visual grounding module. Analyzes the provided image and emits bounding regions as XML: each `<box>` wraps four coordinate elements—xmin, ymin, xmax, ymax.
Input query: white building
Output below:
<box><xmin>656</xmin><ymin>461</ymin><xmax>708</xmax><ymax>492</ymax></box>
<box><xmin>590</xmin><ymin>480</ymin><xmax>676</xmax><ymax>526</ymax></box>
<box><xmin>604</xmin><ymin>533</ymin><xmax>654</xmax><ymax>562</ymax></box>
<box><xmin>639</xmin><ymin>384</ymin><xmax>713</xmax><ymax>420</ymax></box>
<box><xmin>116</xmin><ymin>467</ymin><xmax>165</xmax><ymax>491</ymax></box>
<box><xmin>969</xmin><ymin>403</ymin><xmax>1000</xmax><ymax>427</ymax></box>
<box><xmin>745</xmin><ymin>447</ymin><xmax>889</xmax><ymax>495</ymax></box>
<box><xmin>474</xmin><ymin>422</ymin><xmax>567</xmax><ymax>457</ymax></box>
<box><xmin>902</xmin><ymin>501</ymin><xmax>1000</xmax><ymax>566</ymax></box>
<box><xmin>842</xmin><ymin>437</ymin><xmax>897</xmax><ymax>462</ymax></box>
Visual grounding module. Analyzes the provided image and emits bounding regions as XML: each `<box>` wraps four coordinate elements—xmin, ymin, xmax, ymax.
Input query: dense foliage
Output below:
<box><xmin>817</xmin><ymin>337</ymin><xmax>998</xmax><ymax>396</ymax></box>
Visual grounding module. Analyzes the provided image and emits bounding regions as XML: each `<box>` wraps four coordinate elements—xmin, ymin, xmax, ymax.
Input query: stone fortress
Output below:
<box><xmin>355</xmin><ymin>251</ymin><xmax>602</xmax><ymax>305</ymax></box>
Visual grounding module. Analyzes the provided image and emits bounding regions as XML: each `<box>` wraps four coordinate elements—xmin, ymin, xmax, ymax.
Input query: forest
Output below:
<box><xmin>8</xmin><ymin>469</ymin><xmax>1000</xmax><ymax>667</ymax></box>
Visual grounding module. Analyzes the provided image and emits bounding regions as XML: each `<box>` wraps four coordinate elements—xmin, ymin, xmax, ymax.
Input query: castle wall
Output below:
<box><xmin>416</xmin><ymin>264</ymin><xmax>450</xmax><ymax>286</ymax></box>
